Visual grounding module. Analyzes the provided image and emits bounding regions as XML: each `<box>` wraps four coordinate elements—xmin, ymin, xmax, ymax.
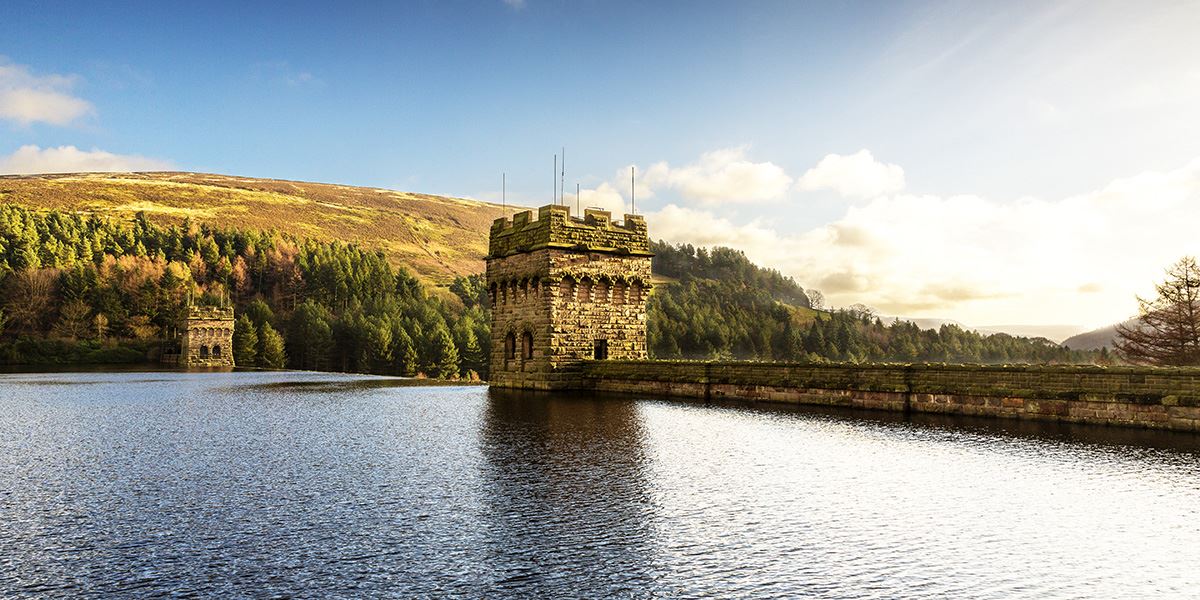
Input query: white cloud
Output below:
<box><xmin>568</xmin><ymin>181</ymin><xmax>628</xmax><ymax>216</ymax></box>
<box><xmin>502</xmin><ymin>0</ymin><xmax>527</xmax><ymax>9</ymax></box>
<box><xmin>646</xmin><ymin>204</ymin><xmax>798</xmax><ymax>268</ymax></box>
<box><xmin>794</xmin><ymin>149</ymin><xmax>906</xmax><ymax>199</ymax></box>
<box><xmin>648</xmin><ymin>156</ymin><xmax>1200</xmax><ymax>329</ymax></box>
<box><xmin>0</xmin><ymin>145</ymin><xmax>173</xmax><ymax>175</ymax></box>
<box><xmin>638</xmin><ymin>146</ymin><xmax>792</xmax><ymax>205</ymax></box>
<box><xmin>0</xmin><ymin>58</ymin><xmax>93</xmax><ymax>126</ymax></box>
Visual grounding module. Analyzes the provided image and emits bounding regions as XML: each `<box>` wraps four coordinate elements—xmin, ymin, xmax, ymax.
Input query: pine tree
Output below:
<box><xmin>258</xmin><ymin>323</ymin><xmax>287</xmax><ymax>368</ymax></box>
<box><xmin>287</xmin><ymin>300</ymin><xmax>333</xmax><ymax>370</ymax></box>
<box><xmin>431</xmin><ymin>326</ymin><xmax>460</xmax><ymax>379</ymax></box>
<box><xmin>392</xmin><ymin>326</ymin><xmax>418</xmax><ymax>376</ymax></box>
<box><xmin>233</xmin><ymin>315</ymin><xmax>259</xmax><ymax>366</ymax></box>
<box><xmin>459</xmin><ymin>328</ymin><xmax>485</xmax><ymax>376</ymax></box>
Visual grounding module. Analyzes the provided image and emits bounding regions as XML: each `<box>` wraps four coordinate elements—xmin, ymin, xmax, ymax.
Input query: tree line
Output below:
<box><xmin>647</xmin><ymin>241</ymin><xmax>1100</xmax><ymax>364</ymax></box>
<box><xmin>0</xmin><ymin>205</ymin><xmax>488</xmax><ymax>377</ymax></box>
<box><xmin>0</xmin><ymin>206</ymin><xmax>1105</xmax><ymax>374</ymax></box>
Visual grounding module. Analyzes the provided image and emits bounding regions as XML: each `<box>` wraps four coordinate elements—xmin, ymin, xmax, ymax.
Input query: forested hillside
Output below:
<box><xmin>647</xmin><ymin>241</ymin><xmax>1100</xmax><ymax>364</ymax></box>
<box><xmin>0</xmin><ymin>205</ymin><xmax>1100</xmax><ymax>374</ymax></box>
<box><xmin>0</xmin><ymin>205</ymin><xmax>489</xmax><ymax>377</ymax></box>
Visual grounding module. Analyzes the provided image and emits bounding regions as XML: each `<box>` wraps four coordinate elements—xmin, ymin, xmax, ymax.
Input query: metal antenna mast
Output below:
<box><xmin>553</xmin><ymin>154</ymin><xmax>557</xmax><ymax>204</ymax></box>
<box><xmin>561</xmin><ymin>146</ymin><xmax>565</xmax><ymax>208</ymax></box>
<box><xmin>631</xmin><ymin>166</ymin><xmax>636</xmax><ymax>214</ymax></box>
<box><xmin>576</xmin><ymin>183</ymin><xmax>580</xmax><ymax>216</ymax></box>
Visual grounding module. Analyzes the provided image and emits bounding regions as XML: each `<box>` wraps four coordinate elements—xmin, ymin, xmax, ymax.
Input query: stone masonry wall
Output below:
<box><xmin>180</xmin><ymin>307</ymin><xmax>235</xmax><ymax>368</ymax></box>
<box><xmin>580</xmin><ymin>361</ymin><xmax>1200</xmax><ymax>432</ymax></box>
<box><xmin>488</xmin><ymin>204</ymin><xmax>652</xmax><ymax>389</ymax></box>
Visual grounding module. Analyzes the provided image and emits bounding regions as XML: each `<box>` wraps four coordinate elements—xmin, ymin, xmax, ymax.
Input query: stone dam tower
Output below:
<box><xmin>179</xmin><ymin>306</ymin><xmax>235</xmax><ymax>368</ymax></box>
<box><xmin>487</xmin><ymin>204</ymin><xmax>653</xmax><ymax>389</ymax></box>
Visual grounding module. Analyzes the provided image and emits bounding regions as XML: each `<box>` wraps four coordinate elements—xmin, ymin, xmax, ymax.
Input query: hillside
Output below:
<box><xmin>0</xmin><ymin>172</ymin><xmax>514</xmax><ymax>285</ymax></box>
<box><xmin>1061</xmin><ymin>320</ymin><xmax>1134</xmax><ymax>351</ymax></box>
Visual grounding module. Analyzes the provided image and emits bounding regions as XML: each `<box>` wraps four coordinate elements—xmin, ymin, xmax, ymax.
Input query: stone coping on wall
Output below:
<box><xmin>579</xmin><ymin>360</ymin><xmax>1200</xmax><ymax>407</ymax></box>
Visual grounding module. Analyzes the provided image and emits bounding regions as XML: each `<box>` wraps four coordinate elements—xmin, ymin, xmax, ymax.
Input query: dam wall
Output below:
<box><xmin>579</xmin><ymin>361</ymin><xmax>1200</xmax><ymax>432</ymax></box>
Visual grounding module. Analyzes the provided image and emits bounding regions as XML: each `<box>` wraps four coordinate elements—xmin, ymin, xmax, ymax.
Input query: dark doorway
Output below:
<box><xmin>593</xmin><ymin>339</ymin><xmax>608</xmax><ymax>360</ymax></box>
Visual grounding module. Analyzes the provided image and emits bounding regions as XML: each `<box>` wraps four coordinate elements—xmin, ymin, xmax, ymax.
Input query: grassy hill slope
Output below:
<box><xmin>0</xmin><ymin>171</ymin><xmax>515</xmax><ymax>284</ymax></box>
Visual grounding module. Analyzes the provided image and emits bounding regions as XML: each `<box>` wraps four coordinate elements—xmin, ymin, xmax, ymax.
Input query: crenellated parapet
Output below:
<box><xmin>489</xmin><ymin>205</ymin><xmax>652</xmax><ymax>258</ymax></box>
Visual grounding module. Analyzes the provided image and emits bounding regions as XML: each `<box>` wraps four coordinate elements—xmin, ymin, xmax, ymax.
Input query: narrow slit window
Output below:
<box><xmin>521</xmin><ymin>332</ymin><xmax>534</xmax><ymax>360</ymax></box>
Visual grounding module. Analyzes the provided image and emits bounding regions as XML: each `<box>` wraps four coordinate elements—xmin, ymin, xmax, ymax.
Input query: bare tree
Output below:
<box><xmin>805</xmin><ymin>289</ymin><xmax>825</xmax><ymax>310</ymax></box>
<box><xmin>6</xmin><ymin>269</ymin><xmax>58</xmax><ymax>334</ymax></box>
<box><xmin>94</xmin><ymin>313</ymin><xmax>109</xmax><ymax>341</ymax></box>
<box><xmin>52</xmin><ymin>299</ymin><xmax>92</xmax><ymax>340</ymax></box>
<box><xmin>1115</xmin><ymin>256</ymin><xmax>1200</xmax><ymax>366</ymax></box>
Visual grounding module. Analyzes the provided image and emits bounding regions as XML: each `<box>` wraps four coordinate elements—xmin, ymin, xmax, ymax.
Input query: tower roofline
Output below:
<box><xmin>488</xmin><ymin>203</ymin><xmax>652</xmax><ymax>258</ymax></box>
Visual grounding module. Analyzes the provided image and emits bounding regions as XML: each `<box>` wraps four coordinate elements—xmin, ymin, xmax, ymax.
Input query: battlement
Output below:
<box><xmin>187</xmin><ymin>306</ymin><xmax>235</xmax><ymax>321</ymax></box>
<box><xmin>489</xmin><ymin>204</ymin><xmax>652</xmax><ymax>258</ymax></box>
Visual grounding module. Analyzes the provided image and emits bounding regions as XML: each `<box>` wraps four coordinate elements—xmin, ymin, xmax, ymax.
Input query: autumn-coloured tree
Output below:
<box><xmin>52</xmin><ymin>299</ymin><xmax>92</xmax><ymax>340</ymax></box>
<box><xmin>6</xmin><ymin>269</ymin><xmax>58</xmax><ymax>334</ymax></box>
<box><xmin>1115</xmin><ymin>256</ymin><xmax>1200</xmax><ymax>366</ymax></box>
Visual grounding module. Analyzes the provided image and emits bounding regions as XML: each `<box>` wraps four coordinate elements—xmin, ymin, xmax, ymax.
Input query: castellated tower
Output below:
<box><xmin>180</xmin><ymin>306</ymin><xmax>235</xmax><ymax>368</ymax></box>
<box><xmin>487</xmin><ymin>204</ymin><xmax>653</xmax><ymax>389</ymax></box>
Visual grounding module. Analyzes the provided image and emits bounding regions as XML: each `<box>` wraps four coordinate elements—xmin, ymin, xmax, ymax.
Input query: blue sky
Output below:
<box><xmin>4</xmin><ymin>0</ymin><xmax>1200</xmax><ymax>331</ymax></box>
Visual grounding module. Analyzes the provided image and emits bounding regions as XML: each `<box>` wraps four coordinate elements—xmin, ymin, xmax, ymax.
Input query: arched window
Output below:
<box><xmin>212</xmin><ymin>345</ymin><xmax>222</xmax><ymax>357</ymax></box>
<box><xmin>595</xmin><ymin>280</ymin><xmax>609</xmax><ymax>303</ymax></box>
<box><xmin>521</xmin><ymin>331</ymin><xmax>534</xmax><ymax>360</ymax></box>
<box><xmin>489</xmin><ymin>283</ymin><xmax>498</xmax><ymax>307</ymax></box>
<box><xmin>504</xmin><ymin>333</ymin><xmax>516</xmax><ymax>360</ymax></box>
<box><xmin>613</xmin><ymin>281</ymin><xmax>627</xmax><ymax>304</ymax></box>
<box><xmin>199</xmin><ymin>345</ymin><xmax>210</xmax><ymax>358</ymax></box>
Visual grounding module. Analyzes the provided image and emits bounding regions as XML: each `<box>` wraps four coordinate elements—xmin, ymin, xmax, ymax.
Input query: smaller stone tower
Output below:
<box><xmin>180</xmin><ymin>306</ymin><xmax>235</xmax><ymax>367</ymax></box>
<box><xmin>487</xmin><ymin>204</ymin><xmax>653</xmax><ymax>389</ymax></box>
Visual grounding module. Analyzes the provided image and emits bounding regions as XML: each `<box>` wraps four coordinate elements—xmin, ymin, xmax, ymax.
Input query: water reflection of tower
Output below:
<box><xmin>477</xmin><ymin>389</ymin><xmax>659</xmax><ymax>595</ymax></box>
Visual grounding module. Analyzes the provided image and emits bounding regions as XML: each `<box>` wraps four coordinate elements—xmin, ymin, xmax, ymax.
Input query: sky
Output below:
<box><xmin>3</xmin><ymin>0</ymin><xmax>1200</xmax><ymax>331</ymax></box>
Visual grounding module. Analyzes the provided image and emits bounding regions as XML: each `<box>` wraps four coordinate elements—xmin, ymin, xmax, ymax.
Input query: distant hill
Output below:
<box><xmin>974</xmin><ymin>324</ymin><xmax>1084</xmax><ymax>344</ymax></box>
<box><xmin>0</xmin><ymin>171</ymin><xmax>516</xmax><ymax>284</ymax></box>
<box><xmin>881</xmin><ymin>315</ymin><xmax>1081</xmax><ymax>344</ymax></box>
<box><xmin>1061</xmin><ymin>320</ymin><xmax>1135</xmax><ymax>351</ymax></box>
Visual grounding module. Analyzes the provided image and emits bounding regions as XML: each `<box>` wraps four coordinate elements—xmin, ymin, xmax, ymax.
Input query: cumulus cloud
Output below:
<box><xmin>0</xmin><ymin>145</ymin><xmax>173</xmax><ymax>175</ymax></box>
<box><xmin>638</xmin><ymin>146</ymin><xmax>792</xmax><ymax>205</ymax></box>
<box><xmin>645</xmin><ymin>204</ymin><xmax>798</xmax><ymax>267</ymax></box>
<box><xmin>0</xmin><ymin>58</ymin><xmax>93</xmax><ymax>126</ymax></box>
<box><xmin>795</xmin><ymin>149</ymin><xmax>905</xmax><ymax>199</ymax></box>
<box><xmin>647</xmin><ymin>156</ymin><xmax>1200</xmax><ymax>328</ymax></box>
<box><xmin>568</xmin><ymin>182</ymin><xmax>628</xmax><ymax>216</ymax></box>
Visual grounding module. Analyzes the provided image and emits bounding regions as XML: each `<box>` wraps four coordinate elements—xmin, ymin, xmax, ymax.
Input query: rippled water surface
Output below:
<box><xmin>2</xmin><ymin>370</ymin><xmax>1200</xmax><ymax>598</ymax></box>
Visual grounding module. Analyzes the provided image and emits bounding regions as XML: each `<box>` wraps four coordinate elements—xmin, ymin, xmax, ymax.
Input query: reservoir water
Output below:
<box><xmin>1</xmin><ymin>370</ymin><xmax>1199</xmax><ymax>598</ymax></box>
